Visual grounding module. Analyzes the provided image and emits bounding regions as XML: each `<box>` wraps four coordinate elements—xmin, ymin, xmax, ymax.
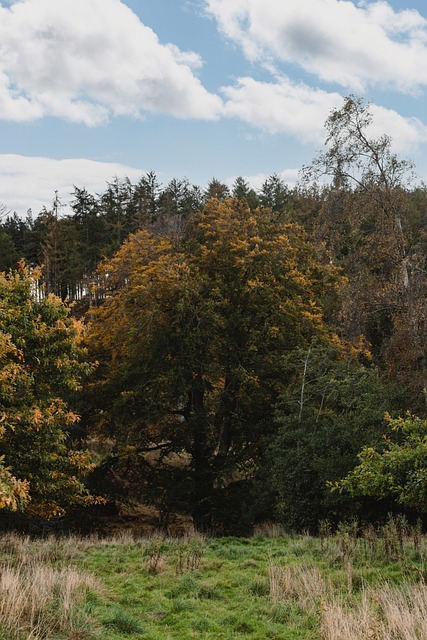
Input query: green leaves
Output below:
<box><xmin>335</xmin><ymin>414</ymin><xmax>427</xmax><ymax>511</ymax></box>
<box><xmin>266</xmin><ymin>343</ymin><xmax>397</xmax><ymax>530</ymax></box>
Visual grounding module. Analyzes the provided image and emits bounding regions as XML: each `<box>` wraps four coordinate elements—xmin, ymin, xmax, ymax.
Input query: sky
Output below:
<box><xmin>1</xmin><ymin>0</ymin><xmax>427</xmax><ymax>216</ymax></box>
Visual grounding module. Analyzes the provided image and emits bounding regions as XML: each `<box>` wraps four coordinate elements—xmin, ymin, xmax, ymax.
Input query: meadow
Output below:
<box><xmin>1</xmin><ymin>518</ymin><xmax>427</xmax><ymax>639</ymax></box>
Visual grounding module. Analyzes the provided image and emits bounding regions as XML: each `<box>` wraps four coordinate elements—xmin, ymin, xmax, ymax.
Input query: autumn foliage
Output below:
<box><xmin>0</xmin><ymin>96</ymin><xmax>427</xmax><ymax>531</ymax></box>
<box><xmin>87</xmin><ymin>198</ymin><xmax>342</xmax><ymax>528</ymax></box>
<box><xmin>0</xmin><ymin>264</ymin><xmax>95</xmax><ymax>518</ymax></box>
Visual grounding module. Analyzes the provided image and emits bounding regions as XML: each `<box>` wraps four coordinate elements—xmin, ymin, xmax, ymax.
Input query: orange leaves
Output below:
<box><xmin>86</xmin><ymin>199</ymin><xmax>340</xmax><ymax>487</ymax></box>
<box><xmin>32</xmin><ymin>407</ymin><xmax>44</xmax><ymax>427</ymax></box>
<box><xmin>0</xmin><ymin>265</ymin><xmax>95</xmax><ymax>516</ymax></box>
<box><xmin>68</xmin><ymin>449</ymin><xmax>94</xmax><ymax>474</ymax></box>
<box><xmin>0</xmin><ymin>458</ymin><xmax>30</xmax><ymax>512</ymax></box>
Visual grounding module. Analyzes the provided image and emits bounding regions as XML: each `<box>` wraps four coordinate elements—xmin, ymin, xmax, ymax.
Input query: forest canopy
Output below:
<box><xmin>0</xmin><ymin>96</ymin><xmax>426</xmax><ymax>533</ymax></box>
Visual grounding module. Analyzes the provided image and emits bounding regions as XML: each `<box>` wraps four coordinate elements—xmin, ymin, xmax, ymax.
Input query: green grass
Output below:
<box><xmin>0</xmin><ymin>523</ymin><xmax>427</xmax><ymax>639</ymax></box>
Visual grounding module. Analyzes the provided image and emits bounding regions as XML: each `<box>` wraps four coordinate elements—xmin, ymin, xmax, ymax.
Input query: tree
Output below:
<box><xmin>39</xmin><ymin>192</ymin><xmax>68</xmax><ymax>298</ymax></box>
<box><xmin>204</xmin><ymin>178</ymin><xmax>230</xmax><ymax>203</ymax></box>
<box><xmin>99</xmin><ymin>177</ymin><xmax>135</xmax><ymax>254</ymax></box>
<box><xmin>303</xmin><ymin>95</ymin><xmax>415</xmax><ymax>199</ymax></box>
<box><xmin>2</xmin><ymin>211</ymin><xmax>44</xmax><ymax>268</ymax></box>
<box><xmin>302</xmin><ymin>96</ymin><xmax>427</xmax><ymax>408</ymax></box>
<box><xmin>0</xmin><ymin>330</ymin><xmax>31</xmax><ymax>510</ymax></box>
<box><xmin>87</xmin><ymin>198</ymin><xmax>340</xmax><ymax>530</ymax></box>
<box><xmin>0</xmin><ymin>202</ymin><xmax>9</xmax><ymax>220</ymax></box>
<box><xmin>334</xmin><ymin>414</ymin><xmax>427</xmax><ymax>512</ymax></box>
<box><xmin>259</xmin><ymin>174</ymin><xmax>290</xmax><ymax>214</ymax></box>
<box><xmin>265</xmin><ymin>344</ymin><xmax>402</xmax><ymax>530</ymax></box>
<box><xmin>67</xmin><ymin>186</ymin><xmax>108</xmax><ymax>302</ymax></box>
<box><xmin>131</xmin><ymin>171</ymin><xmax>161</xmax><ymax>228</ymax></box>
<box><xmin>0</xmin><ymin>264</ymin><xmax>95</xmax><ymax>517</ymax></box>
<box><xmin>156</xmin><ymin>178</ymin><xmax>203</xmax><ymax>236</ymax></box>
<box><xmin>0</xmin><ymin>231</ymin><xmax>19</xmax><ymax>271</ymax></box>
<box><xmin>232</xmin><ymin>177</ymin><xmax>259</xmax><ymax>210</ymax></box>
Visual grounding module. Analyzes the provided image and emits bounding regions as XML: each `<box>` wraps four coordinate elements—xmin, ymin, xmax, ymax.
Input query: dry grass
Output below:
<box><xmin>269</xmin><ymin>561</ymin><xmax>427</xmax><ymax>640</ymax></box>
<box><xmin>321</xmin><ymin>583</ymin><xmax>427</xmax><ymax>639</ymax></box>
<box><xmin>269</xmin><ymin>564</ymin><xmax>329</xmax><ymax>614</ymax></box>
<box><xmin>1</xmin><ymin>524</ymin><xmax>426</xmax><ymax>640</ymax></box>
<box><xmin>379</xmin><ymin>583</ymin><xmax>427</xmax><ymax>638</ymax></box>
<box><xmin>0</xmin><ymin>534</ymin><xmax>98</xmax><ymax>640</ymax></box>
<box><xmin>0</xmin><ymin>532</ymin><xmax>100</xmax><ymax>566</ymax></box>
<box><xmin>321</xmin><ymin>591</ymin><xmax>377</xmax><ymax>640</ymax></box>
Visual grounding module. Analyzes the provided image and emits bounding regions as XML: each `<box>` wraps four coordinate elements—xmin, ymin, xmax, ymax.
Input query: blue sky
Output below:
<box><xmin>1</xmin><ymin>0</ymin><xmax>427</xmax><ymax>215</ymax></box>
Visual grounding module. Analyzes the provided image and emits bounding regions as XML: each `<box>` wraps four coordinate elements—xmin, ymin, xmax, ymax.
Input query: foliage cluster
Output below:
<box><xmin>0</xmin><ymin>264</ymin><xmax>96</xmax><ymax>518</ymax></box>
<box><xmin>335</xmin><ymin>414</ymin><xmax>427</xmax><ymax>511</ymax></box>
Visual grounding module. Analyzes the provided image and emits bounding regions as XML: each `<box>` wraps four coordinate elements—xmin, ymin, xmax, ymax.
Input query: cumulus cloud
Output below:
<box><xmin>206</xmin><ymin>0</ymin><xmax>427</xmax><ymax>92</ymax></box>
<box><xmin>222</xmin><ymin>75</ymin><xmax>427</xmax><ymax>152</ymax></box>
<box><xmin>222</xmin><ymin>76</ymin><xmax>342</xmax><ymax>143</ymax></box>
<box><xmin>369</xmin><ymin>104</ymin><xmax>427</xmax><ymax>151</ymax></box>
<box><xmin>0</xmin><ymin>155</ymin><xmax>145</xmax><ymax>215</ymax></box>
<box><xmin>0</xmin><ymin>0</ymin><xmax>222</xmax><ymax>125</ymax></box>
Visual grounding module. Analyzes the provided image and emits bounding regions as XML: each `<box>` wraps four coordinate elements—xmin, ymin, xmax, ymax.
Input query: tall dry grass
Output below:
<box><xmin>269</xmin><ymin>562</ymin><xmax>427</xmax><ymax>640</ymax></box>
<box><xmin>0</xmin><ymin>529</ymin><xmax>208</xmax><ymax>639</ymax></box>
<box><xmin>0</xmin><ymin>534</ymin><xmax>98</xmax><ymax>640</ymax></box>
<box><xmin>322</xmin><ymin>583</ymin><xmax>427</xmax><ymax>640</ymax></box>
<box><xmin>0</xmin><ymin>562</ymin><xmax>97</xmax><ymax>639</ymax></box>
<box><xmin>269</xmin><ymin>564</ymin><xmax>328</xmax><ymax>614</ymax></box>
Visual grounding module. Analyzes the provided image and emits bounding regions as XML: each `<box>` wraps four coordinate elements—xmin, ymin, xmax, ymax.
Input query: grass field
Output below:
<box><xmin>1</xmin><ymin>518</ymin><xmax>427</xmax><ymax>639</ymax></box>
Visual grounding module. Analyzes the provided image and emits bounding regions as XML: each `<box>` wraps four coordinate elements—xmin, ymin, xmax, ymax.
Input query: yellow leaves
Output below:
<box><xmin>0</xmin><ymin>332</ymin><xmax>19</xmax><ymax>358</ymax></box>
<box><xmin>31</xmin><ymin>265</ymin><xmax>42</xmax><ymax>281</ymax></box>
<box><xmin>55</xmin><ymin>357</ymin><xmax>65</xmax><ymax>369</ymax></box>
<box><xmin>32</xmin><ymin>407</ymin><xmax>44</xmax><ymax>427</ymax></box>
<box><xmin>68</xmin><ymin>450</ymin><xmax>95</xmax><ymax>473</ymax></box>
<box><xmin>89</xmin><ymin>495</ymin><xmax>107</xmax><ymax>506</ymax></box>
<box><xmin>244</xmin><ymin>279</ymin><xmax>260</xmax><ymax>292</ymax></box>
<box><xmin>302</xmin><ymin>306</ymin><xmax>323</xmax><ymax>324</ymax></box>
<box><xmin>65</xmin><ymin>410</ymin><xmax>80</xmax><ymax>425</ymax></box>
<box><xmin>24</xmin><ymin>402</ymin><xmax>79</xmax><ymax>431</ymax></box>
<box><xmin>0</xmin><ymin>459</ymin><xmax>30</xmax><ymax>512</ymax></box>
<box><xmin>0</xmin><ymin>264</ymin><xmax>94</xmax><ymax>518</ymax></box>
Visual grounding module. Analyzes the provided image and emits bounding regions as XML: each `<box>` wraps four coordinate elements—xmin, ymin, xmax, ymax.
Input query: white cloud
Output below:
<box><xmin>0</xmin><ymin>155</ymin><xmax>145</xmax><ymax>215</ymax></box>
<box><xmin>369</xmin><ymin>104</ymin><xmax>427</xmax><ymax>151</ymax></box>
<box><xmin>222</xmin><ymin>75</ymin><xmax>427</xmax><ymax>152</ymax></box>
<box><xmin>0</xmin><ymin>0</ymin><xmax>222</xmax><ymax>125</ymax></box>
<box><xmin>222</xmin><ymin>76</ymin><xmax>342</xmax><ymax>143</ymax></box>
<box><xmin>206</xmin><ymin>0</ymin><xmax>427</xmax><ymax>92</ymax></box>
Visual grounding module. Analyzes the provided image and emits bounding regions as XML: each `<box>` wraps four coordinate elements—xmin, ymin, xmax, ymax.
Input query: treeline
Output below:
<box><xmin>0</xmin><ymin>173</ymin><xmax>266</xmax><ymax>302</ymax></box>
<box><xmin>1</xmin><ymin>96</ymin><xmax>427</xmax><ymax>534</ymax></box>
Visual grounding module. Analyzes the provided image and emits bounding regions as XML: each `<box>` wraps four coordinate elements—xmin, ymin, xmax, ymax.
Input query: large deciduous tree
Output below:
<box><xmin>0</xmin><ymin>264</ymin><xmax>95</xmax><ymax>518</ymax></box>
<box><xmin>303</xmin><ymin>95</ymin><xmax>427</xmax><ymax>408</ymax></box>
<box><xmin>87</xmin><ymin>198</ymin><xmax>341</xmax><ymax>530</ymax></box>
